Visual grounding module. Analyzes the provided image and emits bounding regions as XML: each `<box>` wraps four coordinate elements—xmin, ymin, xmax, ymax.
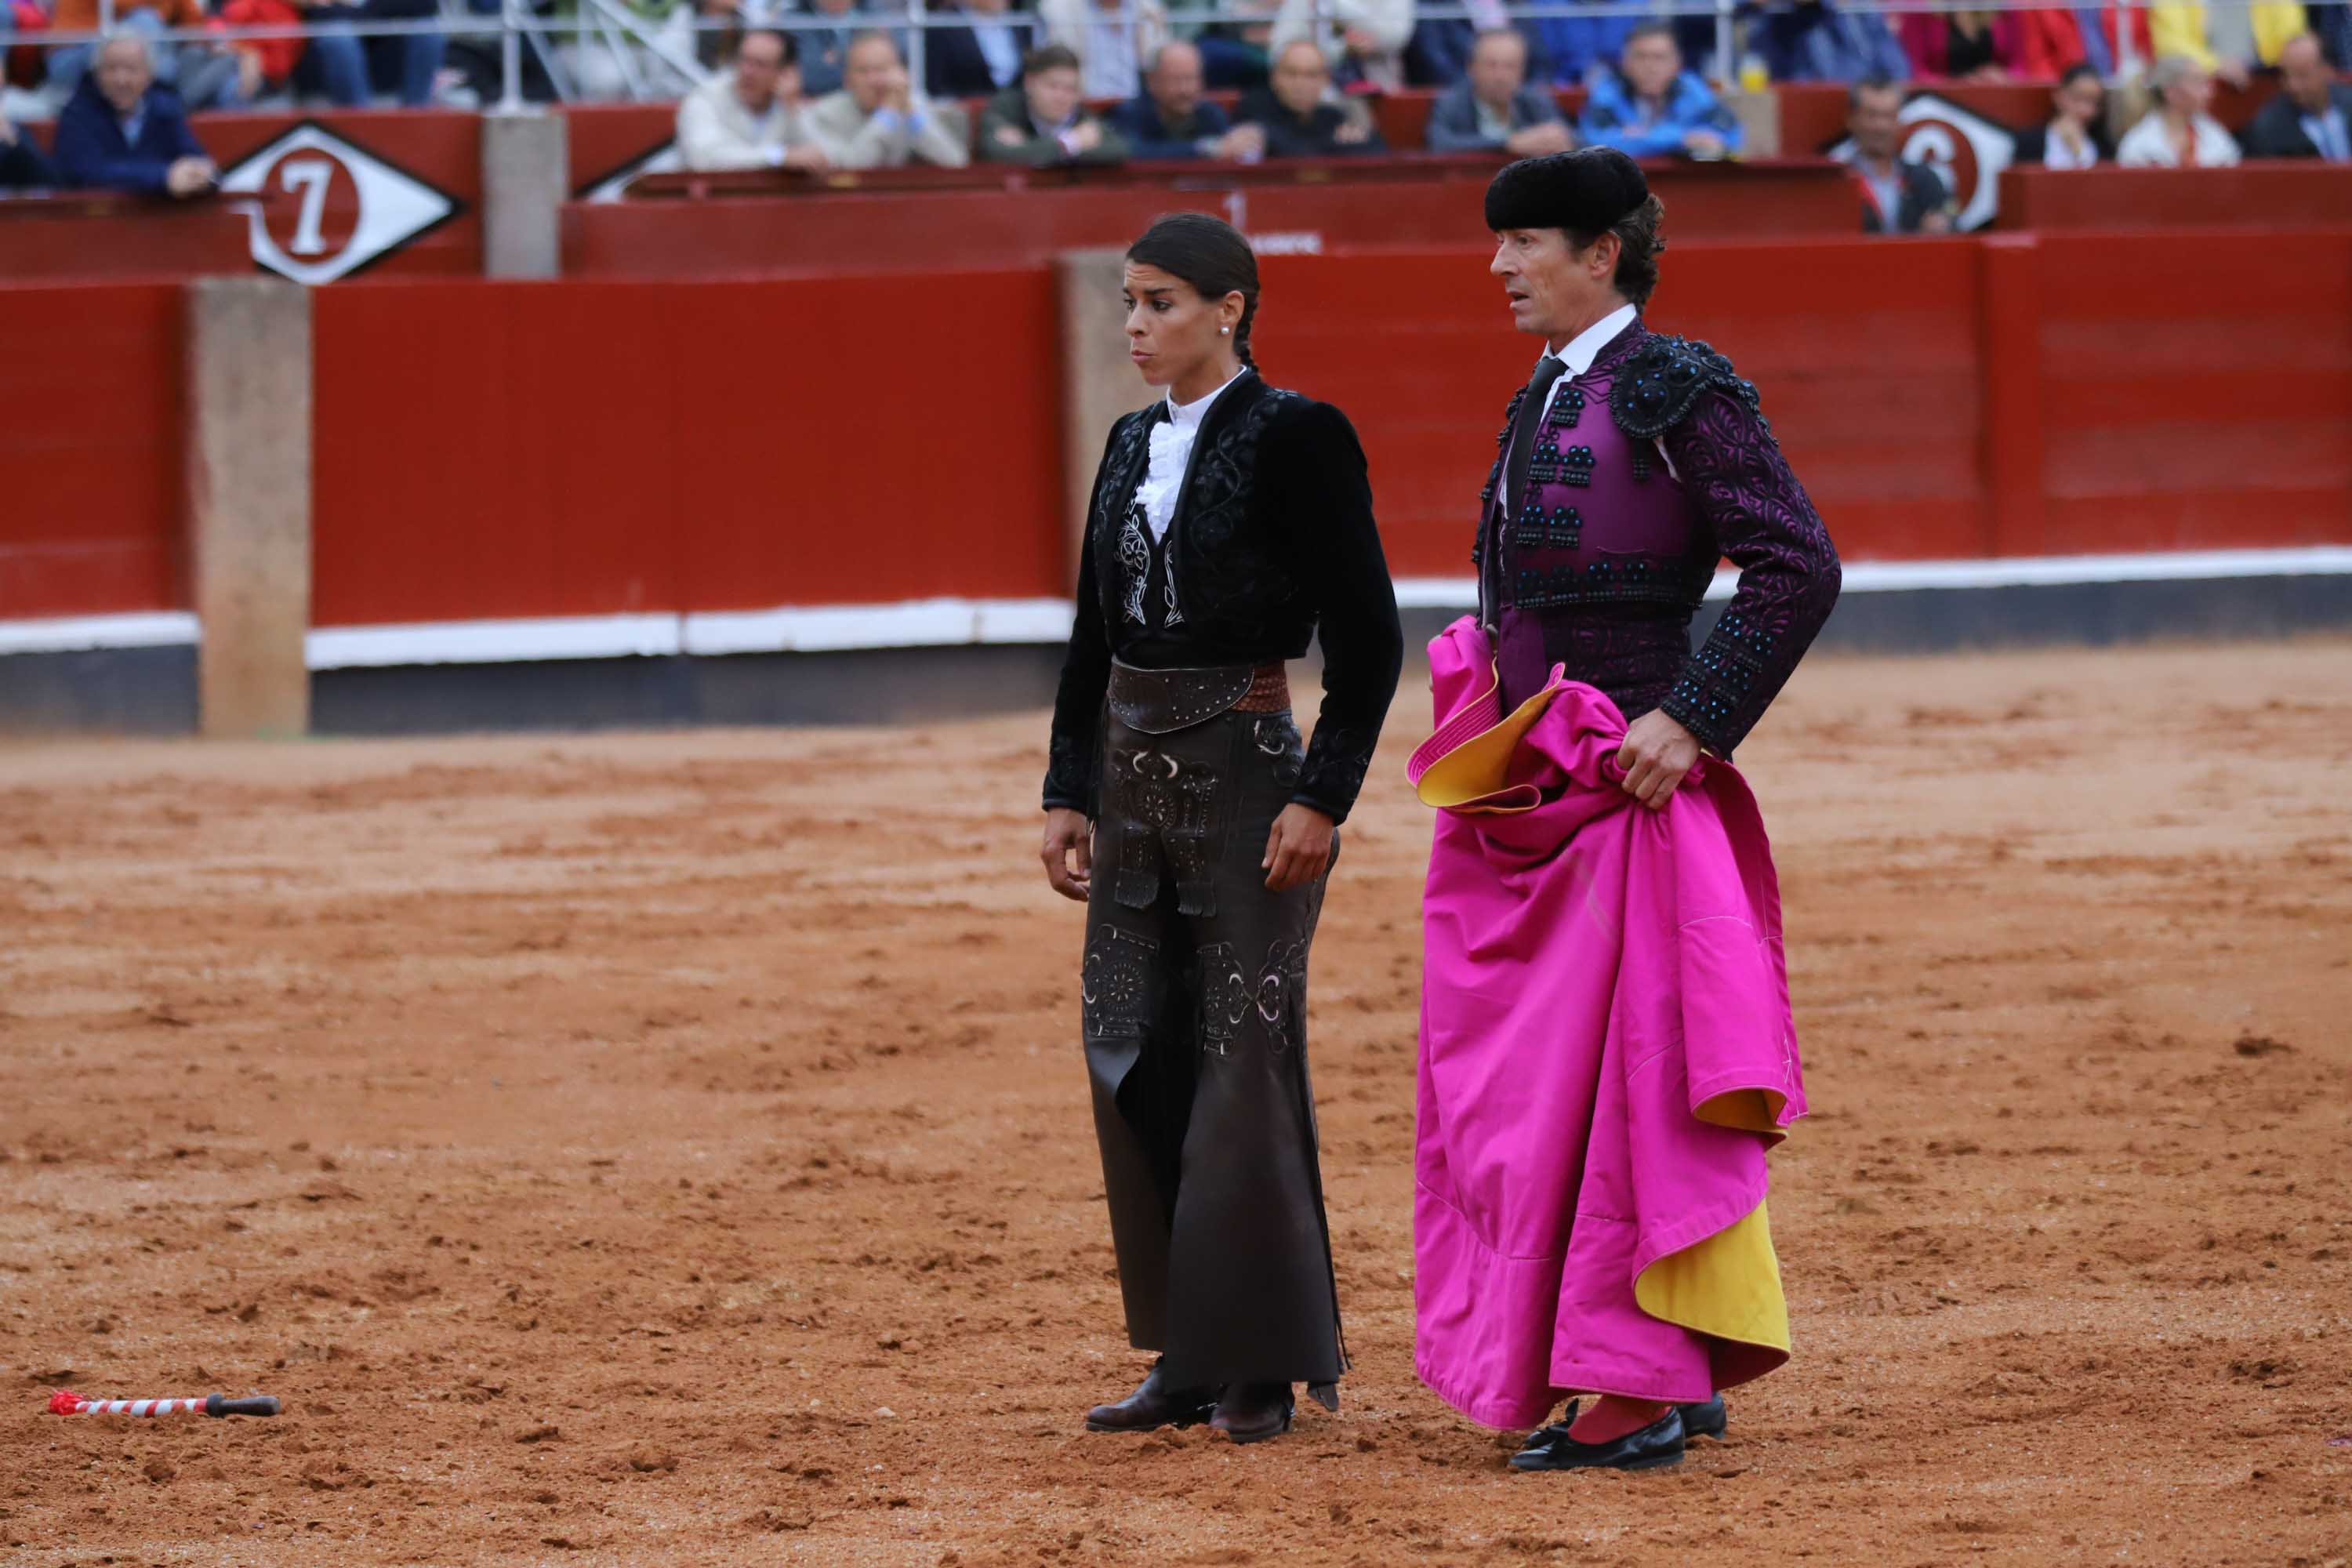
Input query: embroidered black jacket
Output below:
<box><xmin>1475</xmin><ymin>321</ymin><xmax>1842</xmax><ymax>758</ymax></box>
<box><xmin>1044</xmin><ymin>371</ymin><xmax>1404</xmax><ymax>824</ymax></box>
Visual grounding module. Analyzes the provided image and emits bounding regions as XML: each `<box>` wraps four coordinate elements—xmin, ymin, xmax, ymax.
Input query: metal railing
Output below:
<box><xmin>9</xmin><ymin>0</ymin><xmax>2300</xmax><ymax>111</ymax></box>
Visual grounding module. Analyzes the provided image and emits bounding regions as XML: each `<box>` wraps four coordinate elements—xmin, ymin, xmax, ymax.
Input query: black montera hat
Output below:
<box><xmin>1483</xmin><ymin>148</ymin><xmax>1650</xmax><ymax>235</ymax></box>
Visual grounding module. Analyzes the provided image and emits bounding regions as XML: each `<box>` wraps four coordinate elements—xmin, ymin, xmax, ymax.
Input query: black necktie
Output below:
<box><xmin>1485</xmin><ymin>355</ymin><xmax>1568</xmax><ymax>622</ymax></box>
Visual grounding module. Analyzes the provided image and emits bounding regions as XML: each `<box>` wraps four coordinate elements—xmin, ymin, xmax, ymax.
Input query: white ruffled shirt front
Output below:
<box><xmin>1134</xmin><ymin>368</ymin><xmax>1249</xmax><ymax>543</ymax></box>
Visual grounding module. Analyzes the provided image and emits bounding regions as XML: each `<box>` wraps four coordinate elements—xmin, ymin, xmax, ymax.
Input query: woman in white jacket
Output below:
<box><xmin>2117</xmin><ymin>53</ymin><xmax>2245</xmax><ymax>167</ymax></box>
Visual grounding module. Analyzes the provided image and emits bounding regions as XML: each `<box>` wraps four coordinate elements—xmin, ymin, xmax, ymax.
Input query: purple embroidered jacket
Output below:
<box><xmin>1475</xmin><ymin>319</ymin><xmax>1841</xmax><ymax>757</ymax></box>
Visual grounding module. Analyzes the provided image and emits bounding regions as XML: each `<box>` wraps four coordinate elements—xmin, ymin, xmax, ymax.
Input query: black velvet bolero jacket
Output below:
<box><xmin>1042</xmin><ymin>370</ymin><xmax>1405</xmax><ymax>825</ymax></box>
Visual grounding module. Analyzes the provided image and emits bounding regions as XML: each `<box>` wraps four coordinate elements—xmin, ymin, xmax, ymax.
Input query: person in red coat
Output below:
<box><xmin>1896</xmin><ymin>9</ymin><xmax>2027</xmax><ymax>78</ymax></box>
<box><xmin>216</xmin><ymin>0</ymin><xmax>308</xmax><ymax>93</ymax></box>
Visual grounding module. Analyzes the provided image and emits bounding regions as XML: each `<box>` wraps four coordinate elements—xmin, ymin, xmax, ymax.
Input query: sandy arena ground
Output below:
<box><xmin>4</xmin><ymin>639</ymin><xmax>2350</xmax><ymax>1568</ymax></box>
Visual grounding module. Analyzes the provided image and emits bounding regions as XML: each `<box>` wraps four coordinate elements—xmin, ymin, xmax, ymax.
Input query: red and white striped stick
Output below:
<box><xmin>48</xmin><ymin>1389</ymin><xmax>280</xmax><ymax>1418</ymax></box>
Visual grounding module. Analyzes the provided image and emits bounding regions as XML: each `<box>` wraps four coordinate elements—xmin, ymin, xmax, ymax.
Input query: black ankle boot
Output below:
<box><xmin>1209</xmin><ymin>1382</ymin><xmax>1294</xmax><ymax>1444</ymax></box>
<box><xmin>1084</xmin><ymin>1361</ymin><xmax>1217</xmax><ymax>1433</ymax></box>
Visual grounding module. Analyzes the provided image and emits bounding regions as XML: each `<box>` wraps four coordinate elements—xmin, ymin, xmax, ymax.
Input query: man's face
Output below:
<box><xmin>1491</xmin><ymin>227</ymin><xmax>1612</xmax><ymax>348</ymax></box>
<box><xmin>966</xmin><ymin>0</ymin><xmax>1008</xmax><ymax>13</ymax></box>
<box><xmin>1027</xmin><ymin>64</ymin><xmax>1081</xmax><ymax>125</ymax></box>
<box><xmin>1149</xmin><ymin>42</ymin><xmax>1203</xmax><ymax>118</ymax></box>
<box><xmin>1272</xmin><ymin>42</ymin><xmax>1328</xmax><ymax>117</ymax></box>
<box><xmin>814</xmin><ymin>0</ymin><xmax>854</xmax><ymax>14</ymax></box>
<box><xmin>735</xmin><ymin>35</ymin><xmax>789</xmax><ymax>109</ymax></box>
<box><xmin>1849</xmin><ymin>85</ymin><xmax>1902</xmax><ymax>159</ymax></box>
<box><xmin>96</xmin><ymin>38</ymin><xmax>151</xmax><ymax>114</ymax></box>
<box><xmin>847</xmin><ymin>38</ymin><xmax>902</xmax><ymax>111</ymax></box>
<box><xmin>1467</xmin><ymin>33</ymin><xmax>1526</xmax><ymax>106</ymax></box>
<box><xmin>2054</xmin><ymin>72</ymin><xmax>2103</xmax><ymax>125</ymax></box>
<box><xmin>1622</xmin><ymin>33</ymin><xmax>1679</xmax><ymax>100</ymax></box>
<box><xmin>2279</xmin><ymin>36</ymin><xmax>2335</xmax><ymax>113</ymax></box>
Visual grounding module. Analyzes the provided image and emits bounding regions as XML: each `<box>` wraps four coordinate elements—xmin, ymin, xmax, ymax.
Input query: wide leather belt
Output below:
<box><xmin>1109</xmin><ymin>659</ymin><xmax>1289</xmax><ymax>735</ymax></box>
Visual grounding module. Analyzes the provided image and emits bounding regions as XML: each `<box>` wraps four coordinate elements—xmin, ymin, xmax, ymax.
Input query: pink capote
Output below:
<box><xmin>1411</xmin><ymin>615</ymin><xmax>1807</xmax><ymax>1429</ymax></box>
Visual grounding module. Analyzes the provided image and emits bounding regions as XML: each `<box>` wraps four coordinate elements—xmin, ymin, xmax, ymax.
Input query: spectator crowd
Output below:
<box><xmin>1</xmin><ymin>0</ymin><xmax>2347</xmax><ymax>228</ymax></box>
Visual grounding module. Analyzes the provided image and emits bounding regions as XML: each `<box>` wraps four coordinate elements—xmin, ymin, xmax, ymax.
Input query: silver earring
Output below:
<box><xmin>1220</xmin><ymin>327</ymin><xmax>1230</xmax><ymax>335</ymax></box>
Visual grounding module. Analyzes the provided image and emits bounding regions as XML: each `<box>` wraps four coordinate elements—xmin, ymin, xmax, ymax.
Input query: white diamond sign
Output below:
<box><xmin>220</xmin><ymin>122</ymin><xmax>459</xmax><ymax>285</ymax></box>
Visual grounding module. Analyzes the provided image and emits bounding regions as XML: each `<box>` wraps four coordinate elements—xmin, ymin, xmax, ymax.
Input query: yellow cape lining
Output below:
<box><xmin>1414</xmin><ymin>666</ymin><xmax>1562</xmax><ymax>813</ymax></box>
<box><xmin>1632</xmin><ymin>1198</ymin><xmax>1791</xmax><ymax>1356</ymax></box>
<box><xmin>1697</xmin><ymin>1087</ymin><xmax>1787</xmax><ymax>1135</ymax></box>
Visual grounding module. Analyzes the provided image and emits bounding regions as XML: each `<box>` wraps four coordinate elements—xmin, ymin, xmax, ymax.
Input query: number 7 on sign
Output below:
<box><xmin>279</xmin><ymin>158</ymin><xmax>333</xmax><ymax>257</ymax></box>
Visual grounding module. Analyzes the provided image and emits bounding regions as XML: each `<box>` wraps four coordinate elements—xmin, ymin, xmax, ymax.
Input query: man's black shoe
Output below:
<box><xmin>1209</xmin><ymin>1382</ymin><xmax>1295</xmax><ymax>1444</ymax></box>
<box><xmin>1521</xmin><ymin>1394</ymin><xmax>1723</xmax><ymax>1454</ymax></box>
<box><xmin>1084</xmin><ymin>1361</ymin><xmax>1217</xmax><ymax>1433</ymax></box>
<box><xmin>1679</xmin><ymin>1393</ymin><xmax>1727</xmax><ymax>1440</ymax></box>
<box><xmin>1509</xmin><ymin>1406</ymin><xmax>1685</xmax><ymax>1472</ymax></box>
<box><xmin>1518</xmin><ymin>1399</ymin><xmax>1581</xmax><ymax>1452</ymax></box>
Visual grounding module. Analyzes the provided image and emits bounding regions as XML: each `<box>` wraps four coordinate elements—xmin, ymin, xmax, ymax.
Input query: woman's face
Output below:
<box><xmin>1122</xmin><ymin>263</ymin><xmax>1240</xmax><ymax>389</ymax></box>
<box><xmin>2055</xmin><ymin>74</ymin><xmax>2103</xmax><ymax>126</ymax></box>
<box><xmin>2165</xmin><ymin>66</ymin><xmax>2211</xmax><ymax>117</ymax></box>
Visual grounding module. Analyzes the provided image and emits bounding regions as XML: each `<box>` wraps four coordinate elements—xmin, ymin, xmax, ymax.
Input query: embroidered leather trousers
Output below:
<box><xmin>1078</xmin><ymin>661</ymin><xmax>1346</xmax><ymax>1404</ymax></box>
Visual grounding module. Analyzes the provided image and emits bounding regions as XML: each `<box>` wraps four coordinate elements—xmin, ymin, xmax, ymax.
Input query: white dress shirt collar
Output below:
<box><xmin>1546</xmin><ymin>303</ymin><xmax>1640</xmax><ymax>379</ymax></box>
<box><xmin>1164</xmin><ymin>365</ymin><xmax>1250</xmax><ymax>427</ymax></box>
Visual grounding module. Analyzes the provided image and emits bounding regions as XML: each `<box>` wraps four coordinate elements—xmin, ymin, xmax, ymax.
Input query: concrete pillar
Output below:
<box><xmin>1054</xmin><ymin>247</ymin><xmax>1152</xmax><ymax>575</ymax></box>
<box><xmin>186</xmin><ymin>278</ymin><xmax>312</xmax><ymax>740</ymax></box>
<box><xmin>1725</xmin><ymin>92</ymin><xmax>1780</xmax><ymax>158</ymax></box>
<box><xmin>481</xmin><ymin>108</ymin><xmax>567</xmax><ymax>280</ymax></box>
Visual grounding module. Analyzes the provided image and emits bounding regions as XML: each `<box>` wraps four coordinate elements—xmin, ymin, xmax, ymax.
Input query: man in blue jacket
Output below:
<box><xmin>54</xmin><ymin>31</ymin><xmax>217</xmax><ymax>197</ymax></box>
<box><xmin>1580</xmin><ymin>24</ymin><xmax>1740</xmax><ymax>160</ymax></box>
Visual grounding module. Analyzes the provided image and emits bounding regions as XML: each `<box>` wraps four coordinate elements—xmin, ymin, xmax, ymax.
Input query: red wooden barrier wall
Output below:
<box><xmin>308</xmin><ymin>270</ymin><xmax>1063</xmax><ymax>626</ymax></box>
<box><xmin>3</xmin><ymin>230</ymin><xmax>2346</xmax><ymax>627</ymax></box>
<box><xmin>2029</xmin><ymin>229</ymin><xmax>2352</xmax><ymax>553</ymax></box>
<box><xmin>1998</xmin><ymin>164</ymin><xmax>2352</xmax><ymax>231</ymax></box>
<box><xmin>0</xmin><ymin>283</ymin><xmax>186</xmax><ymax>618</ymax></box>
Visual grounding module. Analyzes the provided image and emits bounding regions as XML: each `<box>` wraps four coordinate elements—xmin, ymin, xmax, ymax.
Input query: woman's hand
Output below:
<box><xmin>1040</xmin><ymin>808</ymin><xmax>1094</xmax><ymax>902</ymax></box>
<box><xmin>1616</xmin><ymin>710</ymin><xmax>1700</xmax><ymax>811</ymax></box>
<box><xmin>1263</xmin><ymin>803</ymin><xmax>1337</xmax><ymax>891</ymax></box>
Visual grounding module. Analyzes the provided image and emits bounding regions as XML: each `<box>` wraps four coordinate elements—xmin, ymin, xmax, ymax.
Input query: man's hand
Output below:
<box><xmin>165</xmin><ymin>158</ymin><xmax>218</xmax><ymax>198</ymax></box>
<box><xmin>782</xmin><ymin>142</ymin><xmax>830</xmax><ymax>171</ymax></box>
<box><xmin>1040</xmin><ymin>808</ymin><xmax>1094</xmax><ymax>903</ymax></box>
<box><xmin>1919</xmin><ymin>208</ymin><xmax>1954</xmax><ymax>234</ymax></box>
<box><xmin>0</xmin><ymin>118</ymin><xmax>16</xmax><ymax>145</ymax></box>
<box><xmin>1214</xmin><ymin>123</ymin><xmax>1266</xmax><ymax>161</ymax></box>
<box><xmin>1505</xmin><ymin>121</ymin><xmax>1573</xmax><ymax>156</ymax></box>
<box><xmin>1263</xmin><ymin>803</ymin><xmax>1337</xmax><ymax>891</ymax></box>
<box><xmin>1333</xmin><ymin>113</ymin><xmax>1371</xmax><ymax>146</ymax></box>
<box><xmin>993</xmin><ymin>123</ymin><xmax>1025</xmax><ymax>147</ymax></box>
<box><xmin>883</xmin><ymin>66</ymin><xmax>913</xmax><ymax>113</ymax></box>
<box><xmin>1068</xmin><ymin>119</ymin><xmax>1102</xmax><ymax>152</ymax></box>
<box><xmin>1616</xmin><ymin>710</ymin><xmax>1700</xmax><ymax>811</ymax></box>
<box><xmin>1683</xmin><ymin>128</ymin><xmax>1727</xmax><ymax>159</ymax></box>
